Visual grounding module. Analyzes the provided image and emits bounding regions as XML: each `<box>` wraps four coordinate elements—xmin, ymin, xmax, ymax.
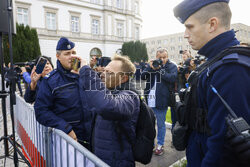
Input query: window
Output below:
<box><xmin>179</xmin><ymin>37</ymin><xmax>183</xmax><ymax>42</ymax></box>
<box><xmin>178</xmin><ymin>46</ymin><xmax>182</xmax><ymax>51</ymax></box>
<box><xmin>170</xmin><ymin>38</ymin><xmax>175</xmax><ymax>43</ymax></box>
<box><xmin>135</xmin><ymin>2</ymin><xmax>139</xmax><ymax>14</ymax></box>
<box><xmin>92</xmin><ymin>19</ymin><xmax>99</xmax><ymax>35</ymax></box>
<box><xmin>117</xmin><ymin>0</ymin><xmax>122</xmax><ymax>9</ymax></box>
<box><xmin>151</xmin><ymin>48</ymin><xmax>155</xmax><ymax>54</ymax></box>
<box><xmin>17</xmin><ymin>8</ymin><xmax>28</xmax><ymax>26</ymax></box>
<box><xmin>46</xmin><ymin>12</ymin><xmax>56</xmax><ymax>30</ymax></box>
<box><xmin>91</xmin><ymin>0</ymin><xmax>100</xmax><ymax>4</ymax></box>
<box><xmin>163</xmin><ymin>39</ymin><xmax>168</xmax><ymax>45</ymax></box>
<box><xmin>71</xmin><ymin>16</ymin><xmax>79</xmax><ymax>33</ymax></box>
<box><xmin>170</xmin><ymin>46</ymin><xmax>175</xmax><ymax>51</ymax></box>
<box><xmin>135</xmin><ymin>27</ymin><xmax>139</xmax><ymax>40</ymax></box>
<box><xmin>151</xmin><ymin>41</ymin><xmax>155</xmax><ymax>45</ymax></box>
<box><xmin>117</xmin><ymin>22</ymin><xmax>124</xmax><ymax>37</ymax></box>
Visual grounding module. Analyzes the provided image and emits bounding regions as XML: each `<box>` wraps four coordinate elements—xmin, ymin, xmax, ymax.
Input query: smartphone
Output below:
<box><xmin>71</xmin><ymin>58</ymin><xmax>80</xmax><ymax>71</ymax></box>
<box><xmin>35</xmin><ymin>57</ymin><xmax>47</xmax><ymax>74</ymax></box>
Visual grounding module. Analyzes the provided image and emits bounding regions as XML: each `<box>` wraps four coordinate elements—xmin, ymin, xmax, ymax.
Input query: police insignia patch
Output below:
<box><xmin>67</xmin><ymin>44</ymin><xmax>71</xmax><ymax>49</ymax></box>
<box><xmin>45</xmin><ymin>73</ymin><xmax>50</xmax><ymax>78</ymax></box>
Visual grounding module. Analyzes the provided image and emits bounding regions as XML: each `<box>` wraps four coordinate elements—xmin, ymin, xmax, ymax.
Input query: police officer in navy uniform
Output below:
<box><xmin>34</xmin><ymin>37</ymin><xmax>91</xmax><ymax>148</ymax></box>
<box><xmin>174</xmin><ymin>0</ymin><xmax>250</xmax><ymax>166</ymax></box>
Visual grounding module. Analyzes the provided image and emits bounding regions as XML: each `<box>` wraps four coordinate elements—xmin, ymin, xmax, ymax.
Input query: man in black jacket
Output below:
<box><xmin>141</xmin><ymin>48</ymin><xmax>178</xmax><ymax>155</ymax></box>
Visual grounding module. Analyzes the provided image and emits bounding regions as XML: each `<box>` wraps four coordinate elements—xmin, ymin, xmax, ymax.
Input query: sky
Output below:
<box><xmin>141</xmin><ymin>0</ymin><xmax>250</xmax><ymax>39</ymax></box>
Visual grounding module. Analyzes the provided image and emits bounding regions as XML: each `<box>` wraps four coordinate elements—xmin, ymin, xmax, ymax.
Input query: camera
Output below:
<box><xmin>96</xmin><ymin>57</ymin><xmax>111</xmax><ymax>67</ymax></box>
<box><xmin>179</xmin><ymin>50</ymin><xmax>184</xmax><ymax>54</ymax></box>
<box><xmin>152</xmin><ymin>59</ymin><xmax>163</xmax><ymax>68</ymax></box>
<box><xmin>179</xmin><ymin>65</ymin><xmax>189</xmax><ymax>74</ymax></box>
<box><xmin>14</xmin><ymin>61</ymin><xmax>36</xmax><ymax>75</ymax></box>
<box><xmin>193</xmin><ymin>55</ymin><xmax>205</xmax><ymax>66</ymax></box>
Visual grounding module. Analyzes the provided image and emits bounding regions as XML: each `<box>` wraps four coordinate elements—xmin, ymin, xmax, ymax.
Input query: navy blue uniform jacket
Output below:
<box><xmin>186</xmin><ymin>30</ymin><xmax>250</xmax><ymax>167</ymax></box>
<box><xmin>34</xmin><ymin>61</ymin><xmax>91</xmax><ymax>144</ymax></box>
<box><xmin>79</xmin><ymin>66</ymin><xmax>140</xmax><ymax>167</ymax></box>
<box><xmin>24</xmin><ymin>79</ymin><xmax>42</xmax><ymax>103</ymax></box>
<box><xmin>141</xmin><ymin>60</ymin><xmax>178</xmax><ymax>109</ymax></box>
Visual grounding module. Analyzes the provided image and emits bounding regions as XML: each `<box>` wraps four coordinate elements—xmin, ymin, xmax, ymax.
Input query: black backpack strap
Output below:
<box><xmin>185</xmin><ymin>46</ymin><xmax>250</xmax><ymax>135</ymax></box>
<box><xmin>207</xmin><ymin>53</ymin><xmax>250</xmax><ymax>77</ymax></box>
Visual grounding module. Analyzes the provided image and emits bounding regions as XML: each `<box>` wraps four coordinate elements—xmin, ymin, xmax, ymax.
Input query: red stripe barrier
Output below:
<box><xmin>17</xmin><ymin>121</ymin><xmax>46</xmax><ymax>167</ymax></box>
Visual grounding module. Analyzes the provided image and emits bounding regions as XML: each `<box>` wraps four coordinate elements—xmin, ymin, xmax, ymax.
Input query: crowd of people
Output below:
<box><xmin>4</xmin><ymin>0</ymin><xmax>249</xmax><ymax>167</ymax></box>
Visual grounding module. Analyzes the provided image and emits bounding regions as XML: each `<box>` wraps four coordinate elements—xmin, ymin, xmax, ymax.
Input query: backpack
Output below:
<box><xmin>116</xmin><ymin>96</ymin><xmax>156</xmax><ymax>165</ymax></box>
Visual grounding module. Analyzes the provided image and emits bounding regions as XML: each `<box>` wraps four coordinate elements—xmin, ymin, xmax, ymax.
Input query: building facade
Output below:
<box><xmin>14</xmin><ymin>0</ymin><xmax>142</xmax><ymax>64</ymax></box>
<box><xmin>142</xmin><ymin>23</ymin><xmax>250</xmax><ymax>63</ymax></box>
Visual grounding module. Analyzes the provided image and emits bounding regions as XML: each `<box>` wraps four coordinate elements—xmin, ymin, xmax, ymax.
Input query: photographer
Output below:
<box><xmin>4</xmin><ymin>63</ymin><xmax>23</xmax><ymax>96</ymax></box>
<box><xmin>177</xmin><ymin>50</ymin><xmax>193</xmax><ymax>90</ymax></box>
<box><xmin>90</xmin><ymin>56</ymin><xmax>111</xmax><ymax>73</ymax></box>
<box><xmin>141</xmin><ymin>48</ymin><xmax>178</xmax><ymax>155</ymax></box>
<box><xmin>24</xmin><ymin>56</ymin><xmax>54</xmax><ymax>104</ymax></box>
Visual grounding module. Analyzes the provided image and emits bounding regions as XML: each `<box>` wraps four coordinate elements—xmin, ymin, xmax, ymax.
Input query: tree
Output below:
<box><xmin>3</xmin><ymin>24</ymin><xmax>41</xmax><ymax>64</ymax></box>
<box><xmin>121</xmin><ymin>40</ymin><xmax>148</xmax><ymax>62</ymax></box>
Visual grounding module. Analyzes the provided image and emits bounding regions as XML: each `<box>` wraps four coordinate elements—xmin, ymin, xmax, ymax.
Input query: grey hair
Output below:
<box><xmin>156</xmin><ymin>47</ymin><xmax>168</xmax><ymax>55</ymax></box>
<box><xmin>56</xmin><ymin>50</ymin><xmax>62</xmax><ymax>55</ymax></box>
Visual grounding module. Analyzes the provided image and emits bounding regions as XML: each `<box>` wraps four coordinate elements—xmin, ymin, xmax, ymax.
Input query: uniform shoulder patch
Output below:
<box><xmin>44</xmin><ymin>69</ymin><xmax>57</xmax><ymax>79</ymax></box>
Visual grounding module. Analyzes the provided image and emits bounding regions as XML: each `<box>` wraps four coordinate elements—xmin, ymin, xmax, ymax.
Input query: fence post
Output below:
<box><xmin>45</xmin><ymin>127</ymin><xmax>52</xmax><ymax>167</ymax></box>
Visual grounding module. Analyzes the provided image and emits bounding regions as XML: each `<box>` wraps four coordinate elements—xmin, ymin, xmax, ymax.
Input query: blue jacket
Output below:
<box><xmin>24</xmin><ymin>79</ymin><xmax>42</xmax><ymax>103</ymax></box>
<box><xmin>141</xmin><ymin>60</ymin><xmax>178</xmax><ymax>109</ymax></box>
<box><xmin>34</xmin><ymin>61</ymin><xmax>91</xmax><ymax>145</ymax></box>
<box><xmin>22</xmin><ymin>72</ymin><xmax>31</xmax><ymax>84</ymax></box>
<box><xmin>186</xmin><ymin>30</ymin><xmax>250</xmax><ymax>167</ymax></box>
<box><xmin>79</xmin><ymin>66</ymin><xmax>140</xmax><ymax>167</ymax></box>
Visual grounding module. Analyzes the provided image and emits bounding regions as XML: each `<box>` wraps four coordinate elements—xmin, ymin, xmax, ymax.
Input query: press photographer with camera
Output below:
<box><xmin>90</xmin><ymin>56</ymin><xmax>111</xmax><ymax>73</ymax></box>
<box><xmin>24</xmin><ymin>56</ymin><xmax>53</xmax><ymax>104</ymax></box>
<box><xmin>177</xmin><ymin>50</ymin><xmax>193</xmax><ymax>90</ymax></box>
<box><xmin>4</xmin><ymin>63</ymin><xmax>24</xmax><ymax>96</ymax></box>
<box><xmin>141</xmin><ymin>48</ymin><xmax>178</xmax><ymax>155</ymax></box>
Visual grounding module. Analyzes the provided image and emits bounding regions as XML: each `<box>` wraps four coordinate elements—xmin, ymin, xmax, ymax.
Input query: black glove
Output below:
<box><xmin>228</xmin><ymin>134</ymin><xmax>250</xmax><ymax>163</ymax></box>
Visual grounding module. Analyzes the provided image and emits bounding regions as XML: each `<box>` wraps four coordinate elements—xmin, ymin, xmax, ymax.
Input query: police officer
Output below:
<box><xmin>174</xmin><ymin>0</ymin><xmax>249</xmax><ymax>166</ymax></box>
<box><xmin>34</xmin><ymin>37</ymin><xmax>91</xmax><ymax>148</ymax></box>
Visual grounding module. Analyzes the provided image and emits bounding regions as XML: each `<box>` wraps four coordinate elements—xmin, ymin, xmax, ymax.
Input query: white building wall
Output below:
<box><xmin>15</xmin><ymin>0</ymin><xmax>142</xmax><ymax>64</ymax></box>
<box><xmin>39</xmin><ymin>39</ymin><xmax>58</xmax><ymax>65</ymax></box>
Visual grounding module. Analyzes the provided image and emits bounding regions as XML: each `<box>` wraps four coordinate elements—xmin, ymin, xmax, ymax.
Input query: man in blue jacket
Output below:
<box><xmin>174</xmin><ymin>0</ymin><xmax>250</xmax><ymax>166</ymax></box>
<box><xmin>34</xmin><ymin>37</ymin><xmax>91</xmax><ymax>149</ymax></box>
<box><xmin>77</xmin><ymin>55</ymin><xmax>140</xmax><ymax>167</ymax></box>
<box><xmin>141</xmin><ymin>48</ymin><xmax>178</xmax><ymax>155</ymax></box>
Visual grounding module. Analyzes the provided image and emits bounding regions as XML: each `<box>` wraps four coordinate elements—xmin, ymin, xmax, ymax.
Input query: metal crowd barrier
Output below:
<box><xmin>11</xmin><ymin>93</ymin><xmax>109</xmax><ymax>167</ymax></box>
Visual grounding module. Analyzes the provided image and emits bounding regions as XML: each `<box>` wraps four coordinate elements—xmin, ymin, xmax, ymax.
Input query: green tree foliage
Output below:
<box><xmin>121</xmin><ymin>40</ymin><xmax>148</xmax><ymax>63</ymax></box>
<box><xmin>3</xmin><ymin>24</ymin><xmax>41</xmax><ymax>64</ymax></box>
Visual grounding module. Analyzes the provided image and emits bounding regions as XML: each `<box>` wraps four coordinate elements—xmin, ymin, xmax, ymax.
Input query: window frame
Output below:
<box><xmin>116</xmin><ymin>21</ymin><xmax>124</xmax><ymax>37</ymax></box>
<box><xmin>91</xmin><ymin>17</ymin><xmax>101</xmax><ymax>35</ymax></box>
<box><xmin>15</xmin><ymin>2</ymin><xmax>31</xmax><ymax>26</ymax></box>
<box><xmin>44</xmin><ymin>6</ymin><xmax>58</xmax><ymax>31</ymax></box>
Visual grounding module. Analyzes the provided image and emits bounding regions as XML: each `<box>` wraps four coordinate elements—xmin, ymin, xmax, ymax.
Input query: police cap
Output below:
<box><xmin>56</xmin><ymin>37</ymin><xmax>75</xmax><ymax>50</ymax></box>
<box><xmin>173</xmin><ymin>0</ymin><xmax>230</xmax><ymax>24</ymax></box>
